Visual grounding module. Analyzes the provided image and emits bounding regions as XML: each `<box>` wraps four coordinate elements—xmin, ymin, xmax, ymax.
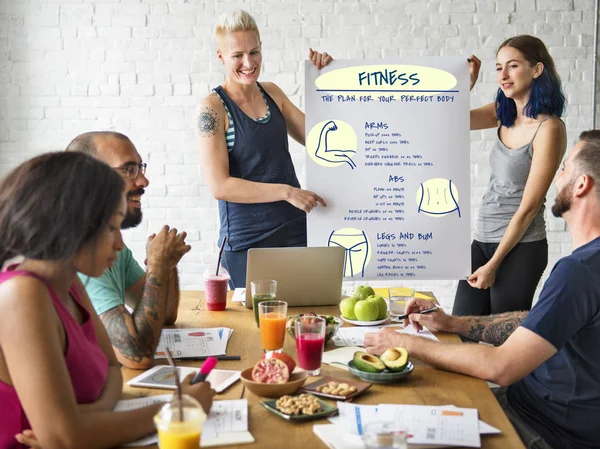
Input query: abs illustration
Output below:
<box><xmin>306</xmin><ymin>120</ymin><xmax>358</xmax><ymax>169</ymax></box>
<box><xmin>327</xmin><ymin>228</ymin><xmax>371</xmax><ymax>277</ymax></box>
<box><xmin>416</xmin><ymin>178</ymin><xmax>461</xmax><ymax>218</ymax></box>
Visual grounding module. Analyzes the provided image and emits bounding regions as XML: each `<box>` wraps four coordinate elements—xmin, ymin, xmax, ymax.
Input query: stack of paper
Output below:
<box><xmin>155</xmin><ymin>328</ymin><xmax>233</xmax><ymax>359</ymax></box>
<box><xmin>314</xmin><ymin>402</ymin><xmax>501</xmax><ymax>449</ymax></box>
<box><xmin>115</xmin><ymin>397</ymin><xmax>254</xmax><ymax>447</ymax></box>
<box><xmin>331</xmin><ymin>324</ymin><xmax>439</xmax><ymax>347</ymax></box>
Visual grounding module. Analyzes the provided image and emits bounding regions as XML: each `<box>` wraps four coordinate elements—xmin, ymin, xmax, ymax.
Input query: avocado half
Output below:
<box><xmin>352</xmin><ymin>351</ymin><xmax>385</xmax><ymax>373</ymax></box>
<box><xmin>380</xmin><ymin>347</ymin><xmax>409</xmax><ymax>372</ymax></box>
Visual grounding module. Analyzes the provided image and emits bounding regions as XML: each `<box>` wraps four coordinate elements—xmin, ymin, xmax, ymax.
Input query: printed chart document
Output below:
<box><xmin>155</xmin><ymin>328</ymin><xmax>233</xmax><ymax>359</ymax></box>
<box><xmin>378</xmin><ymin>404</ymin><xmax>480</xmax><ymax>447</ymax></box>
<box><xmin>114</xmin><ymin>397</ymin><xmax>253</xmax><ymax>447</ymax></box>
<box><xmin>332</xmin><ymin>325</ymin><xmax>438</xmax><ymax>347</ymax></box>
<box><xmin>315</xmin><ymin>403</ymin><xmax>493</xmax><ymax>448</ymax></box>
<box><xmin>127</xmin><ymin>365</ymin><xmax>241</xmax><ymax>393</ymax></box>
<box><xmin>305</xmin><ymin>58</ymin><xmax>471</xmax><ymax>281</ymax></box>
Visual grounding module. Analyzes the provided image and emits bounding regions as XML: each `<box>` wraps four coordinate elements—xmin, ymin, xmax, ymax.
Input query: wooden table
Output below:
<box><xmin>120</xmin><ymin>292</ymin><xmax>524</xmax><ymax>449</ymax></box>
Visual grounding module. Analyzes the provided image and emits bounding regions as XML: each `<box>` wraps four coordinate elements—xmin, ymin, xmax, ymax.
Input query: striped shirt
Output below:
<box><xmin>213</xmin><ymin>86</ymin><xmax>271</xmax><ymax>152</ymax></box>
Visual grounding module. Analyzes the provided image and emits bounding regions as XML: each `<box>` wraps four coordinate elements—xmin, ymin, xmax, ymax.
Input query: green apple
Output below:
<box><xmin>340</xmin><ymin>296</ymin><xmax>360</xmax><ymax>320</ymax></box>
<box><xmin>354</xmin><ymin>299</ymin><xmax>379</xmax><ymax>321</ymax></box>
<box><xmin>367</xmin><ymin>295</ymin><xmax>388</xmax><ymax>320</ymax></box>
<box><xmin>354</xmin><ymin>285</ymin><xmax>375</xmax><ymax>301</ymax></box>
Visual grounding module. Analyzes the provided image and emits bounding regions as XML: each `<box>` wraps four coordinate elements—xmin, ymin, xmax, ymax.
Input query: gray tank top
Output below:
<box><xmin>474</xmin><ymin>119</ymin><xmax>552</xmax><ymax>243</ymax></box>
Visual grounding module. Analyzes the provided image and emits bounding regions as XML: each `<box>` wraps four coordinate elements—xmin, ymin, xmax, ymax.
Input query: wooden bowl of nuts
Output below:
<box><xmin>240</xmin><ymin>368</ymin><xmax>308</xmax><ymax>398</ymax></box>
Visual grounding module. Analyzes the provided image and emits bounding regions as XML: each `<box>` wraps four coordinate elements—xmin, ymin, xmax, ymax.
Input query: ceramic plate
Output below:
<box><xmin>261</xmin><ymin>395</ymin><xmax>338</xmax><ymax>421</ymax></box>
<box><xmin>340</xmin><ymin>314</ymin><xmax>390</xmax><ymax>326</ymax></box>
<box><xmin>299</xmin><ymin>376</ymin><xmax>371</xmax><ymax>401</ymax></box>
<box><xmin>347</xmin><ymin>361</ymin><xmax>414</xmax><ymax>384</ymax></box>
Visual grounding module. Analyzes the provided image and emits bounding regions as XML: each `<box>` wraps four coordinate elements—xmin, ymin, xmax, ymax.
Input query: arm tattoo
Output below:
<box><xmin>196</xmin><ymin>106</ymin><xmax>220</xmax><ymax>137</ymax></box>
<box><xmin>464</xmin><ymin>311</ymin><xmax>528</xmax><ymax>346</ymax></box>
<box><xmin>100</xmin><ymin>307</ymin><xmax>154</xmax><ymax>363</ymax></box>
<box><xmin>99</xmin><ymin>272</ymin><xmax>166</xmax><ymax>363</ymax></box>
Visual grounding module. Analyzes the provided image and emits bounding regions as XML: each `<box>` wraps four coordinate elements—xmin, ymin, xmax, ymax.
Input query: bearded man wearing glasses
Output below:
<box><xmin>67</xmin><ymin>131</ymin><xmax>191</xmax><ymax>369</ymax></box>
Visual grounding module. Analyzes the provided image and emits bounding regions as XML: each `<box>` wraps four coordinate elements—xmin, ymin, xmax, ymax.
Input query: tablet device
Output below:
<box><xmin>127</xmin><ymin>365</ymin><xmax>240</xmax><ymax>393</ymax></box>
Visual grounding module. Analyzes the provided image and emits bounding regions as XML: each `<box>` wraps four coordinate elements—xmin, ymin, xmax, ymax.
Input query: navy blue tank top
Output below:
<box><xmin>213</xmin><ymin>83</ymin><xmax>306</xmax><ymax>251</ymax></box>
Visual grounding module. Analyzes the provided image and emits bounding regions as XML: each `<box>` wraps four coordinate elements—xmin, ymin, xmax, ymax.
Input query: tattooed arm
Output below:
<box><xmin>100</xmin><ymin>266</ymin><xmax>170</xmax><ymax>369</ymax></box>
<box><xmin>195</xmin><ymin>94</ymin><xmax>325</xmax><ymax>213</ymax></box>
<box><xmin>126</xmin><ymin>267</ymin><xmax>180</xmax><ymax>326</ymax></box>
<box><xmin>164</xmin><ymin>267</ymin><xmax>180</xmax><ymax>325</ymax></box>
<box><xmin>457</xmin><ymin>312</ymin><xmax>528</xmax><ymax>345</ymax></box>
<box><xmin>100</xmin><ymin>226</ymin><xmax>190</xmax><ymax>369</ymax></box>
<box><xmin>364</xmin><ymin>304</ymin><xmax>556</xmax><ymax>387</ymax></box>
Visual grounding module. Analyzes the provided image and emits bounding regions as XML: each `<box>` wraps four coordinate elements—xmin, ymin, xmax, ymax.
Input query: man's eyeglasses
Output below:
<box><xmin>114</xmin><ymin>162</ymin><xmax>147</xmax><ymax>180</ymax></box>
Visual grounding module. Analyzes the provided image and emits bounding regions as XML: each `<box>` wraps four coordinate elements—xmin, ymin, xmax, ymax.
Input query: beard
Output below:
<box><xmin>121</xmin><ymin>188</ymin><xmax>144</xmax><ymax>229</ymax></box>
<box><xmin>551</xmin><ymin>181</ymin><xmax>573</xmax><ymax>218</ymax></box>
<box><xmin>121</xmin><ymin>208</ymin><xmax>142</xmax><ymax>229</ymax></box>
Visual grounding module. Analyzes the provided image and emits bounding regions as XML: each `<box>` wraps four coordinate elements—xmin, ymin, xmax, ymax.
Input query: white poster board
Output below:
<box><xmin>305</xmin><ymin>58</ymin><xmax>471</xmax><ymax>280</ymax></box>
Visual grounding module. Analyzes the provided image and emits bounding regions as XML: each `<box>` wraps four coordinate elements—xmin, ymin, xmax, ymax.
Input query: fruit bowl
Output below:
<box><xmin>286</xmin><ymin>314</ymin><xmax>342</xmax><ymax>344</ymax></box>
<box><xmin>240</xmin><ymin>368</ymin><xmax>308</xmax><ymax>398</ymax></box>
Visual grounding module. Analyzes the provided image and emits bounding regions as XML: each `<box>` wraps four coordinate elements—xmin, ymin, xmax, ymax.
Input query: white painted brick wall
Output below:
<box><xmin>1</xmin><ymin>0</ymin><xmax>598</xmax><ymax>312</ymax></box>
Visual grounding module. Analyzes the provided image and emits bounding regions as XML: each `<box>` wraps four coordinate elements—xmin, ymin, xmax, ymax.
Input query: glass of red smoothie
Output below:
<box><xmin>294</xmin><ymin>315</ymin><xmax>326</xmax><ymax>376</ymax></box>
<box><xmin>203</xmin><ymin>267</ymin><xmax>230</xmax><ymax>311</ymax></box>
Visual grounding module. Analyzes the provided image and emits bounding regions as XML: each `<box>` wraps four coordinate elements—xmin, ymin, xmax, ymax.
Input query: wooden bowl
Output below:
<box><xmin>240</xmin><ymin>368</ymin><xmax>308</xmax><ymax>398</ymax></box>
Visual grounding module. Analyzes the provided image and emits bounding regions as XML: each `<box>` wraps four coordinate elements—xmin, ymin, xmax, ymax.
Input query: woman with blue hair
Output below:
<box><xmin>453</xmin><ymin>35</ymin><xmax>567</xmax><ymax>316</ymax></box>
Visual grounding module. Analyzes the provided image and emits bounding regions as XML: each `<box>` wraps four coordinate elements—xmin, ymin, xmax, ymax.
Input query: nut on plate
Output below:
<box><xmin>275</xmin><ymin>394</ymin><xmax>322</xmax><ymax>415</ymax></box>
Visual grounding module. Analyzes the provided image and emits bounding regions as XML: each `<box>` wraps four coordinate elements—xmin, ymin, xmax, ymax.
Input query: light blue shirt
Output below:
<box><xmin>78</xmin><ymin>245</ymin><xmax>145</xmax><ymax>316</ymax></box>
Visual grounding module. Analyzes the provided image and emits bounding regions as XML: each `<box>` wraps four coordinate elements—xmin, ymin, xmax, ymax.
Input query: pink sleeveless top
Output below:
<box><xmin>0</xmin><ymin>271</ymin><xmax>109</xmax><ymax>449</ymax></box>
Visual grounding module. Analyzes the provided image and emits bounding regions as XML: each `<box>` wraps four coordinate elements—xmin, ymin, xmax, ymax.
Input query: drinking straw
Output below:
<box><xmin>164</xmin><ymin>347</ymin><xmax>184</xmax><ymax>422</ymax></box>
<box><xmin>215</xmin><ymin>236</ymin><xmax>227</xmax><ymax>276</ymax></box>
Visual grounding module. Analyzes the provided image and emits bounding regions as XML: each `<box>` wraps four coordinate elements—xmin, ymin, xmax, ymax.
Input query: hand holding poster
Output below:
<box><xmin>305</xmin><ymin>58</ymin><xmax>471</xmax><ymax>280</ymax></box>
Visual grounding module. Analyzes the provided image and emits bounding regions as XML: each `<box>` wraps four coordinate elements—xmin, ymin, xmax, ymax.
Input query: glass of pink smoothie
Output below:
<box><xmin>203</xmin><ymin>267</ymin><xmax>230</xmax><ymax>311</ymax></box>
<box><xmin>294</xmin><ymin>315</ymin><xmax>326</xmax><ymax>376</ymax></box>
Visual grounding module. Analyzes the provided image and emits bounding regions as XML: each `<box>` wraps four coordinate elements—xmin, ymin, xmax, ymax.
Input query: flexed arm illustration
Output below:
<box><xmin>315</xmin><ymin>120</ymin><xmax>357</xmax><ymax>169</ymax></box>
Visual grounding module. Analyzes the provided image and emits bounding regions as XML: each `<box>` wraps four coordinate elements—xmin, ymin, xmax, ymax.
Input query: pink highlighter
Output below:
<box><xmin>191</xmin><ymin>357</ymin><xmax>218</xmax><ymax>384</ymax></box>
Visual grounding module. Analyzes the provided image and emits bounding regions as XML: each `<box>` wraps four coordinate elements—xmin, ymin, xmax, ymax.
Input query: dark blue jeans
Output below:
<box><xmin>494</xmin><ymin>388</ymin><xmax>553</xmax><ymax>449</ymax></box>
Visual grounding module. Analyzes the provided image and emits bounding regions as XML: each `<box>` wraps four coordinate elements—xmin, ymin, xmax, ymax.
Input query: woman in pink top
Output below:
<box><xmin>0</xmin><ymin>152</ymin><xmax>214</xmax><ymax>449</ymax></box>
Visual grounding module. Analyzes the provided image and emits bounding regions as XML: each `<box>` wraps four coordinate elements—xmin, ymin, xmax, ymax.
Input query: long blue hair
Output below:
<box><xmin>495</xmin><ymin>35</ymin><xmax>566</xmax><ymax>128</ymax></box>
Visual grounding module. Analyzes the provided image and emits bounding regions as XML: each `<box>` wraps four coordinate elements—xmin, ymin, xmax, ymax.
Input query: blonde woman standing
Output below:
<box><xmin>196</xmin><ymin>10</ymin><xmax>331</xmax><ymax>288</ymax></box>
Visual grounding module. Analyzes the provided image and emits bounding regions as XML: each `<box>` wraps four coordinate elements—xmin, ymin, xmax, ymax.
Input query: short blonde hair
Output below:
<box><xmin>215</xmin><ymin>9</ymin><xmax>261</xmax><ymax>45</ymax></box>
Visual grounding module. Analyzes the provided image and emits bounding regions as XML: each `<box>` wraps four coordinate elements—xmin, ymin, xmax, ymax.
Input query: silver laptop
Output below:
<box><xmin>244</xmin><ymin>247</ymin><xmax>345</xmax><ymax>308</ymax></box>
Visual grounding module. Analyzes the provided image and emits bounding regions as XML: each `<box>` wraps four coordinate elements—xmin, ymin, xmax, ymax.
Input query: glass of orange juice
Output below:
<box><xmin>258</xmin><ymin>300</ymin><xmax>288</xmax><ymax>352</ymax></box>
<box><xmin>153</xmin><ymin>395</ymin><xmax>206</xmax><ymax>449</ymax></box>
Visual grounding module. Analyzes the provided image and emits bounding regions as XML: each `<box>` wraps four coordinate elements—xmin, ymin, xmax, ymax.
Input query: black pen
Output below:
<box><xmin>392</xmin><ymin>305</ymin><xmax>441</xmax><ymax>321</ymax></box>
<box><xmin>178</xmin><ymin>355</ymin><xmax>241</xmax><ymax>361</ymax></box>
